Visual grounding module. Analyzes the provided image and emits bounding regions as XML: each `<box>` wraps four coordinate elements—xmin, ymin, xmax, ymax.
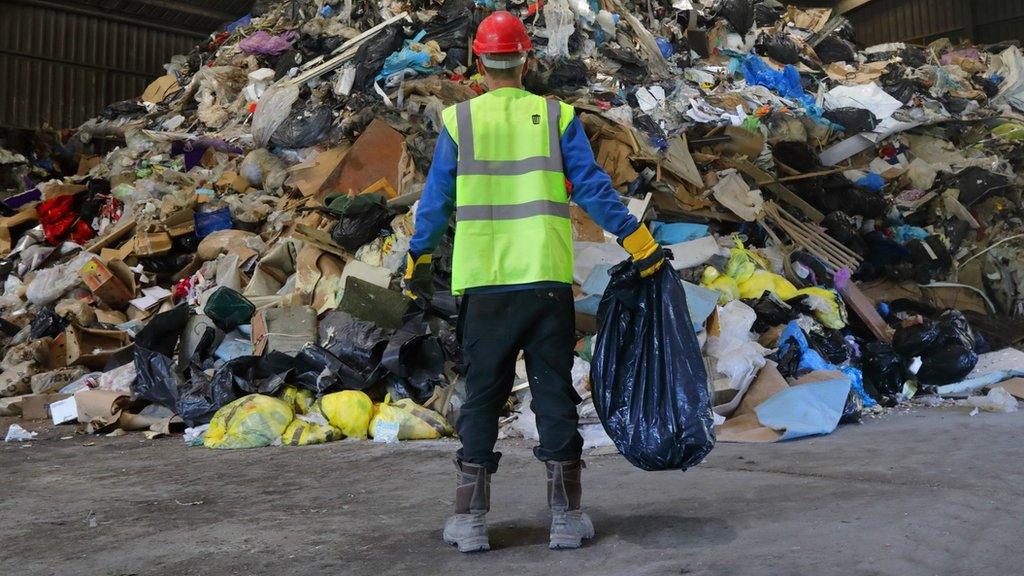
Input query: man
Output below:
<box><xmin>403</xmin><ymin>11</ymin><xmax>664</xmax><ymax>552</ymax></box>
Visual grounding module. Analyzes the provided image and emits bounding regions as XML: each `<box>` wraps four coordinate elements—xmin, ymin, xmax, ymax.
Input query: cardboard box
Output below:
<box><xmin>21</xmin><ymin>393</ymin><xmax>72</xmax><ymax>421</ymax></box>
<box><xmin>134</xmin><ymin>230</ymin><xmax>173</xmax><ymax>257</ymax></box>
<box><xmin>65</xmin><ymin>325</ymin><xmax>132</xmax><ymax>370</ymax></box>
<box><xmin>79</xmin><ymin>256</ymin><xmax>133</xmax><ymax>309</ymax></box>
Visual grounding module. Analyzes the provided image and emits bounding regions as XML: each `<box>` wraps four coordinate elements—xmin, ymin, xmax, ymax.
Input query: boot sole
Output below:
<box><xmin>549</xmin><ymin>533</ymin><xmax>593</xmax><ymax>550</ymax></box>
<box><xmin>444</xmin><ymin>536</ymin><xmax>490</xmax><ymax>553</ymax></box>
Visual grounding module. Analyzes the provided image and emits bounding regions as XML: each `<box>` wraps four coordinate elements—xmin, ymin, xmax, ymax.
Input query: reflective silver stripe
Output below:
<box><xmin>456</xmin><ymin>98</ymin><xmax>563</xmax><ymax>176</ymax></box>
<box><xmin>456</xmin><ymin>200</ymin><xmax>570</xmax><ymax>221</ymax></box>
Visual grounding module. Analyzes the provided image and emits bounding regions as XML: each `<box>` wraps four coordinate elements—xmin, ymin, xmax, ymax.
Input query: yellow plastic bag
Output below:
<box><xmin>320</xmin><ymin>390</ymin><xmax>373</xmax><ymax>439</ymax></box>
<box><xmin>793</xmin><ymin>287</ymin><xmax>847</xmax><ymax>329</ymax></box>
<box><xmin>737</xmin><ymin>270</ymin><xmax>799</xmax><ymax>300</ymax></box>
<box><xmin>204</xmin><ymin>394</ymin><xmax>294</xmax><ymax>450</ymax></box>
<box><xmin>280</xmin><ymin>406</ymin><xmax>343</xmax><ymax>446</ymax></box>
<box><xmin>278</xmin><ymin>385</ymin><xmax>314</xmax><ymax>415</ymax></box>
<box><xmin>701</xmin><ymin>267</ymin><xmax>740</xmax><ymax>304</ymax></box>
<box><xmin>368</xmin><ymin>394</ymin><xmax>454</xmax><ymax>440</ymax></box>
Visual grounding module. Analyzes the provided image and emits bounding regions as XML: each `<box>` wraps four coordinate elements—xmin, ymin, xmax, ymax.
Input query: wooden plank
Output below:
<box><xmin>840</xmin><ymin>282</ymin><xmax>892</xmax><ymax>343</ymax></box>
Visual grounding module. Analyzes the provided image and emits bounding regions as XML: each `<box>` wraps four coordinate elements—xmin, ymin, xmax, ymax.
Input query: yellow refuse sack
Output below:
<box><xmin>279</xmin><ymin>385</ymin><xmax>314</xmax><ymax>415</ymax></box>
<box><xmin>737</xmin><ymin>270</ymin><xmax>799</xmax><ymax>301</ymax></box>
<box><xmin>701</xmin><ymin>267</ymin><xmax>740</xmax><ymax>304</ymax></box>
<box><xmin>280</xmin><ymin>407</ymin><xmax>343</xmax><ymax>446</ymax></box>
<box><xmin>204</xmin><ymin>394</ymin><xmax>294</xmax><ymax>450</ymax></box>
<box><xmin>369</xmin><ymin>394</ymin><xmax>454</xmax><ymax>440</ymax></box>
<box><xmin>794</xmin><ymin>287</ymin><xmax>847</xmax><ymax>329</ymax></box>
<box><xmin>319</xmin><ymin>390</ymin><xmax>373</xmax><ymax>439</ymax></box>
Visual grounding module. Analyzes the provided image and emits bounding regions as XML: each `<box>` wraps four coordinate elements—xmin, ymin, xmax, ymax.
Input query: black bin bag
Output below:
<box><xmin>590</xmin><ymin>260</ymin><xmax>715</xmax><ymax>471</ymax></box>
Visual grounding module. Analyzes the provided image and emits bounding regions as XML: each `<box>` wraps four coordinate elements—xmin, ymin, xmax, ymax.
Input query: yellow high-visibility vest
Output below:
<box><xmin>441</xmin><ymin>88</ymin><xmax>575</xmax><ymax>294</ymax></box>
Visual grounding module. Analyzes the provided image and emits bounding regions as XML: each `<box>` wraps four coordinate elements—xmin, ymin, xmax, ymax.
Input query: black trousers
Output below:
<box><xmin>456</xmin><ymin>287</ymin><xmax>583</xmax><ymax>472</ymax></box>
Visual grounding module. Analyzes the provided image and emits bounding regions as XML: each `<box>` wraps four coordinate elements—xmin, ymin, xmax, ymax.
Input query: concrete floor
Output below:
<box><xmin>2</xmin><ymin>406</ymin><xmax>1022</xmax><ymax>576</ymax></box>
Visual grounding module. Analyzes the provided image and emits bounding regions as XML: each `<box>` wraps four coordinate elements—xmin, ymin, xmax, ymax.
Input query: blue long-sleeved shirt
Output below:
<box><xmin>410</xmin><ymin>104</ymin><xmax>639</xmax><ymax>291</ymax></box>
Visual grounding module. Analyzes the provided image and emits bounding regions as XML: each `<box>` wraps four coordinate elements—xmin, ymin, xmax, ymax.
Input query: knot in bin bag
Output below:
<box><xmin>591</xmin><ymin>260</ymin><xmax>715</xmax><ymax>471</ymax></box>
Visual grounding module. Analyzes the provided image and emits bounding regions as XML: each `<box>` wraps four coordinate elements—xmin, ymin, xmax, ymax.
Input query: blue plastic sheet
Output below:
<box><xmin>856</xmin><ymin>172</ymin><xmax>885</xmax><ymax>192</ymax></box>
<box><xmin>892</xmin><ymin>225</ymin><xmax>929</xmax><ymax>245</ymax></box>
<box><xmin>377</xmin><ymin>31</ymin><xmax>442</xmax><ymax>81</ymax></box>
<box><xmin>194</xmin><ymin>207</ymin><xmax>233</xmax><ymax>239</ymax></box>
<box><xmin>755</xmin><ymin>377</ymin><xmax>851</xmax><ymax>440</ymax></box>
<box><xmin>650</xmin><ymin>221</ymin><xmax>708</xmax><ymax>245</ymax></box>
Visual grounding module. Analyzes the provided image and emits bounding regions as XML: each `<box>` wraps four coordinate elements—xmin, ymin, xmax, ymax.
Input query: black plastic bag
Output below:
<box><xmin>906</xmin><ymin>236</ymin><xmax>952</xmax><ymax>283</ymax></box>
<box><xmin>753</xmin><ymin>0</ymin><xmax>786</xmax><ymax>27</ymax></box>
<box><xmin>771</xmin><ymin>141</ymin><xmax>820</xmax><ymax>172</ymax></box>
<box><xmin>900</xmin><ymin>46</ymin><xmax>928</xmax><ymax>68</ymax></box>
<box><xmin>132</xmin><ymin>306</ymin><xmax>233</xmax><ymax>426</ymax></box>
<box><xmin>892</xmin><ymin>321</ymin><xmax>941</xmax><ymax>358</ymax></box>
<box><xmin>815</xmin><ymin>35</ymin><xmax>856</xmax><ymax>64</ymax></box>
<box><xmin>755</xmin><ymin>33</ymin><xmax>800</xmax><ymax>65</ymax></box>
<box><xmin>380</xmin><ymin>315</ymin><xmax>447</xmax><ymax>404</ymax></box>
<box><xmin>956</xmin><ymin>167</ymin><xmax>1011</xmax><ymax>205</ymax></box>
<box><xmin>861</xmin><ymin>341</ymin><xmax>904</xmax><ymax>397</ymax></box>
<box><xmin>840</xmin><ymin>389</ymin><xmax>863</xmax><ymax>424</ymax></box>
<box><xmin>330</xmin><ymin>197</ymin><xmax>393</xmax><ymax>251</ymax></box>
<box><xmin>271</xmin><ymin>106</ymin><xmax>334</xmax><ymax>149</ymax></box>
<box><xmin>294</xmin><ymin>344</ymin><xmax>376</xmax><ymax>395</ymax></box>
<box><xmin>717</xmin><ymin>0</ymin><xmax>754</xmax><ymax>35</ymax></box>
<box><xmin>746</xmin><ymin>293</ymin><xmax>798</xmax><ymax>333</ymax></box>
<box><xmin>793</xmin><ymin>174</ymin><xmax>888</xmax><ymax>219</ymax></box>
<box><xmin>30</xmin><ymin>308</ymin><xmax>68</xmax><ymax>339</ymax></box>
<box><xmin>823</xmin><ymin>107</ymin><xmax>878</xmax><ymax>133</ymax></box>
<box><xmin>591</xmin><ymin>260</ymin><xmax>715</xmax><ymax>471</ymax></box>
<box><xmin>318</xmin><ymin>311</ymin><xmax>392</xmax><ymax>389</ymax></box>
<box><xmin>916</xmin><ymin>345</ymin><xmax>978</xmax><ymax>385</ymax></box>
<box><xmin>353</xmin><ymin>23</ymin><xmax>405</xmax><ymax>91</ymax></box>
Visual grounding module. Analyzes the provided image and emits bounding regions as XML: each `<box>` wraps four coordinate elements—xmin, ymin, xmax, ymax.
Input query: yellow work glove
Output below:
<box><xmin>402</xmin><ymin>252</ymin><xmax>434</xmax><ymax>300</ymax></box>
<box><xmin>620</xmin><ymin>224</ymin><xmax>666</xmax><ymax>278</ymax></box>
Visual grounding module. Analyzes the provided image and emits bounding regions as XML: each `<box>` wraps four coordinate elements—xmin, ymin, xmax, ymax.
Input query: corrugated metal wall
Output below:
<box><xmin>845</xmin><ymin>0</ymin><xmax>1024</xmax><ymax>45</ymax></box>
<box><xmin>0</xmin><ymin>3</ymin><xmax>200</xmax><ymax>130</ymax></box>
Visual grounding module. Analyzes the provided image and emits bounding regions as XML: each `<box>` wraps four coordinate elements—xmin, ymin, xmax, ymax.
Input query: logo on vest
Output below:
<box><xmin>531</xmin><ymin>114</ymin><xmax>541</xmax><ymax>125</ymax></box>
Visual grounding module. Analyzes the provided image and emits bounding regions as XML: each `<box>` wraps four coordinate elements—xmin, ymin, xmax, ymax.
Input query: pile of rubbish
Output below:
<box><xmin>3</xmin><ymin>0</ymin><xmax>1024</xmax><ymax>449</ymax></box>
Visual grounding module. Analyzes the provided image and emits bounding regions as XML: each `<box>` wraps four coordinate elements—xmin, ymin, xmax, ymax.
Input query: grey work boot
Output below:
<box><xmin>442</xmin><ymin>461</ymin><xmax>491</xmax><ymax>553</ymax></box>
<box><xmin>545</xmin><ymin>460</ymin><xmax>595</xmax><ymax>549</ymax></box>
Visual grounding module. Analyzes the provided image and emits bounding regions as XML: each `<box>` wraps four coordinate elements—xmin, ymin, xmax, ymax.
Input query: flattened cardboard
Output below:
<box><xmin>570</xmin><ymin>205</ymin><xmax>605</xmax><ymax>242</ymax></box>
<box><xmin>41</xmin><ymin>183</ymin><xmax>86</xmax><ymax>201</ymax></box>
<box><xmin>21</xmin><ymin>393</ymin><xmax>72</xmax><ymax>421</ymax></box>
<box><xmin>141</xmin><ymin>74</ymin><xmax>180</xmax><ymax>104</ymax></box>
<box><xmin>76</xmin><ymin>155</ymin><xmax>102</xmax><ymax>176</ymax></box>
<box><xmin>286</xmin><ymin>145</ymin><xmax>350</xmax><ymax>198</ymax></box>
<box><xmin>0</xmin><ymin>208</ymin><xmax>39</xmax><ymax>254</ymax></box>
<box><xmin>251</xmin><ymin>306</ymin><xmax>317</xmax><ymax>356</ymax></box>
<box><xmin>323</xmin><ymin>118</ymin><xmax>403</xmax><ymax>200</ymax></box>
<box><xmin>717</xmin><ymin>363</ymin><xmax>788</xmax><ymax>443</ymax></box>
<box><xmin>216</xmin><ymin>171</ymin><xmax>251</xmax><ymax>193</ymax></box>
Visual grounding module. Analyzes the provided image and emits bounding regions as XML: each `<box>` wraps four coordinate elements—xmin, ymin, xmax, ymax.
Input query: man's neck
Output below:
<box><xmin>487</xmin><ymin>79</ymin><xmax>524</xmax><ymax>90</ymax></box>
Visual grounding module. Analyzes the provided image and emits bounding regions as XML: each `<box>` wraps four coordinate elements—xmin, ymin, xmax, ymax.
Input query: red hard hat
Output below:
<box><xmin>473</xmin><ymin>11</ymin><xmax>533</xmax><ymax>55</ymax></box>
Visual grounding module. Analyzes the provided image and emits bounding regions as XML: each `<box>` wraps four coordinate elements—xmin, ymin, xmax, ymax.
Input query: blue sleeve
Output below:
<box><xmin>561</xmin><ymin>117</ymin><xmax>640</xmax><ymax>239</ymax></box>
<box><xmin>409</xmin><ymin>126</ymin><xmax>457</xmax><ymax>256</ymax></box>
